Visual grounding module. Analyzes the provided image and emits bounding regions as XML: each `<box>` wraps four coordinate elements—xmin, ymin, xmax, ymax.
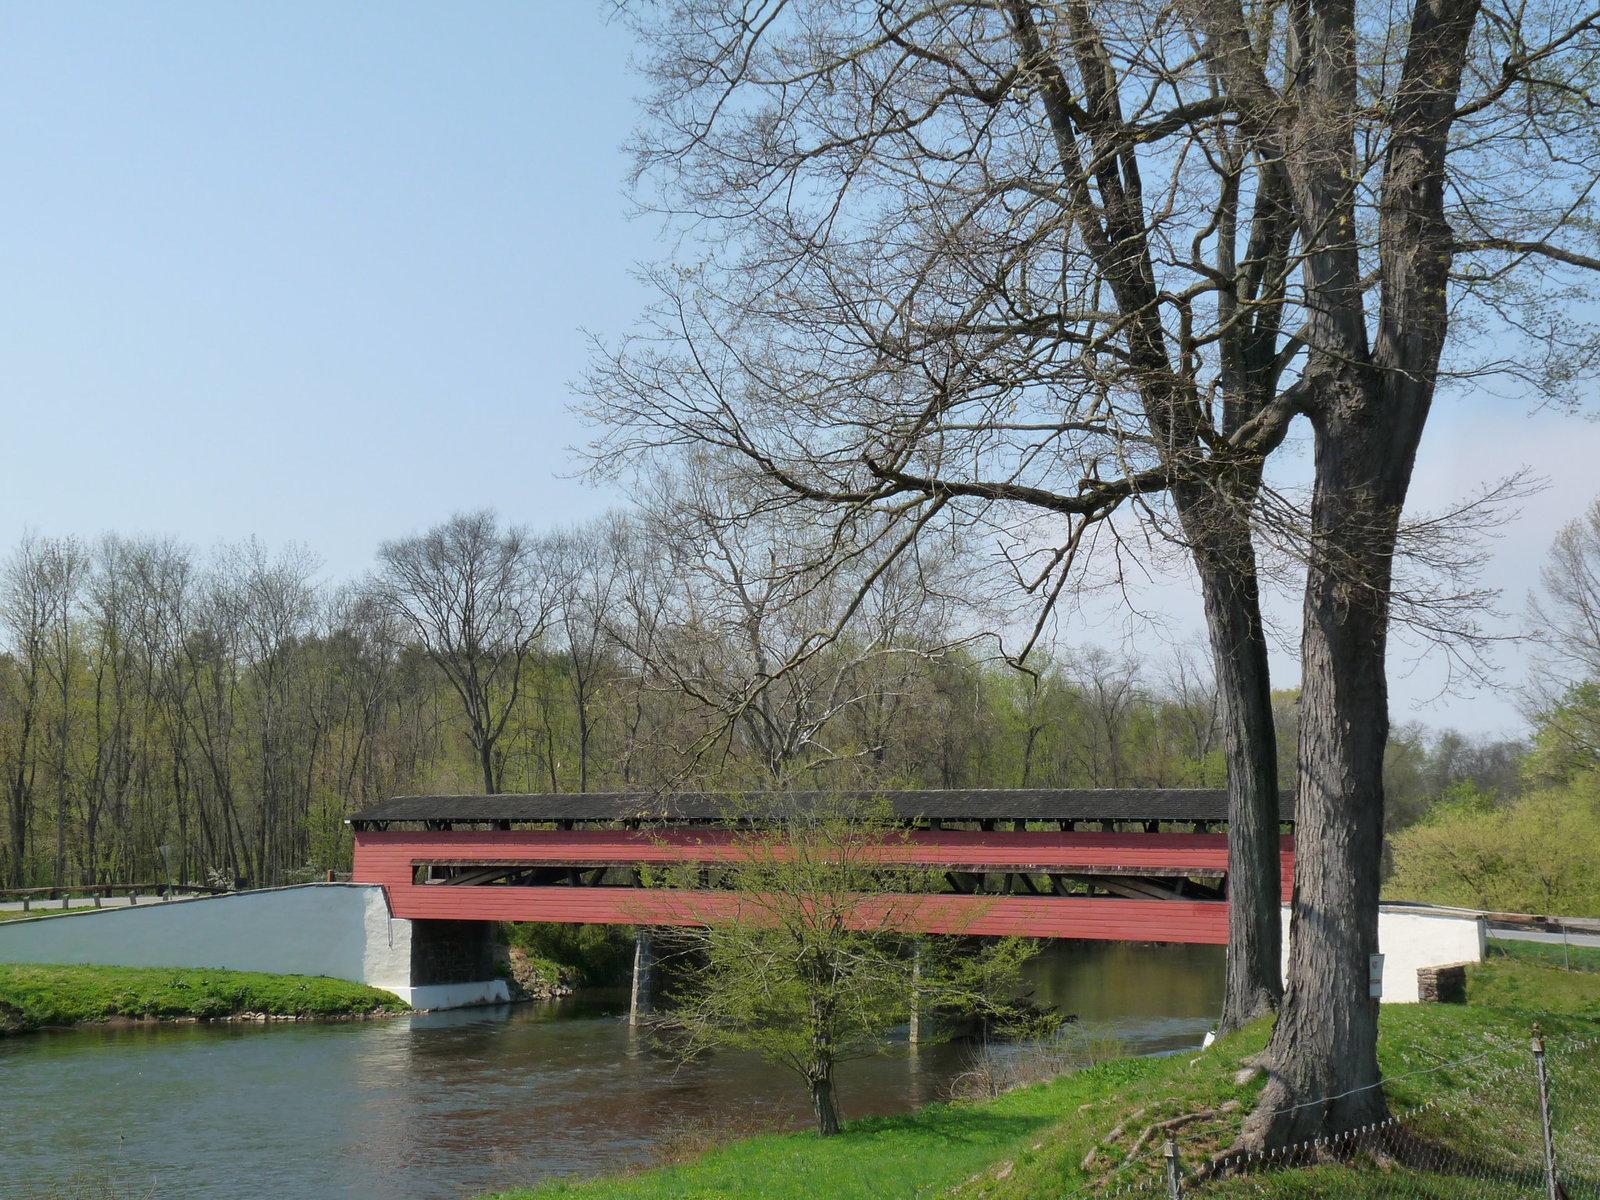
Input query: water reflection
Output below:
<box><xmin>1</xmin><ymin>941</ymin><xmax>1223</xmax><ymax>1200</ymax></box>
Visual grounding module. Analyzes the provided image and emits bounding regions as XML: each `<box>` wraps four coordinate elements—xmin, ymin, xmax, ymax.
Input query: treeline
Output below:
<box><xmin>1383</xmin><ymin>691</ymin><xmax>1600</xmax><ymax>916</ymax></box>
<box><xmin>0</xmin><ymin>507</ymin><xmax>1558</xmax><ymax>899</ymax></box>
<box><xmin>0</xmin><ymin>515</ymin><xmax>1241</xmax><ymax>891</ymax></box>
<box><xmin>1381</xmin><ymin>498</ymin><xmax>1600</xmax><ymax>918</ymax></box>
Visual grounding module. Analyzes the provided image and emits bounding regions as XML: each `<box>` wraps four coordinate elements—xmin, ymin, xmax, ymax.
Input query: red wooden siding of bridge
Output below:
<box><xmin>353</xmin><ymin>829</ymin><xmax>1295</xmax><ymax>944</ymax></box>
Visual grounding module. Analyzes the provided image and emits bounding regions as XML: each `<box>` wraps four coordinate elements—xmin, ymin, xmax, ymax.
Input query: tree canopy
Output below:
<box><xmin>590</xmin><ymin>0</ymin><xmax>1600</xmax><ymax>1149</ymax></box>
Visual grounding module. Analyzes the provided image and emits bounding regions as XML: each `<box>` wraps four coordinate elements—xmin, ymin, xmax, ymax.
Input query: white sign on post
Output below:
<box><xmin>1369</xmin><ymin>953</ymin><xmax>1385</xmax><ymax>999</ymax></box>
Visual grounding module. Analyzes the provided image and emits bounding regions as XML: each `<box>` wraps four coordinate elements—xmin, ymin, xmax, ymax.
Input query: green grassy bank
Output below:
<box><xmin>487</xmin><ymin>959</ymin><xmax>1600</xmax><ymax>1200</ymax></box>
<box><xmin>0</xmin><ymin>907</ymin><xmax>84</xmax><ymax>923</ymax></box>
<box><xmin>0</xmin><ymin>963</ymin><xmax>408</xmax><ymax>1033</ymax></box>
<box><xmin>0</xmin><ymin>905</ymin><xmax>154</xmax><ymax>923</ymax></box>
<box><xmin>1486</xmin><ymin>933</ymin><xmax>1600</xmax><ymax>974</ymax></box>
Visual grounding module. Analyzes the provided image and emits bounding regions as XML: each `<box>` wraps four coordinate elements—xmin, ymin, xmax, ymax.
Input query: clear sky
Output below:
<box><xmin>0</xmin><ymin>4</ymin><xmax>649</xmax><ymax>563</ymax></box>
<box><xmin>3</xmin><ymin>3</ymin><xmax>1596</xmax><ymax>737</ymax></box>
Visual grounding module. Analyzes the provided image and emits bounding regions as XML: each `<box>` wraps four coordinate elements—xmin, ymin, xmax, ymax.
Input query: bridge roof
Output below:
<box><xmin>348</xmin><ymin>788</ymin><xmax>1292</xmax><ymax>829</ymax></box>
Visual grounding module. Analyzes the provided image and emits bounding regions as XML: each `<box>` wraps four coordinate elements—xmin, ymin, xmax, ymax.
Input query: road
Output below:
<box><xmin>1488</xmin><ymin>924</ymin><xmax>1600</xmax><ymax>950</ymax></box>
<box><xmin>0</xmin><ymin>894</ymin><xmax>167</xmax><ymax>915</ymax></box>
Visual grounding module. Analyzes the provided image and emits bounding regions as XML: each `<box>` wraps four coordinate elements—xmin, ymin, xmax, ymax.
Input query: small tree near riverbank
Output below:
<box><xmin>644</xmin><ymin>795</ymin><xmax>1042</xmax><ymax>1135</ymax></box>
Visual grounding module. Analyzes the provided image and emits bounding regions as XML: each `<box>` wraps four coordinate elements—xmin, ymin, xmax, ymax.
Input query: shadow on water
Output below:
<box><xmin>2</xmin><ymin>940</ymin><xmax>1223</xmax><ymax>1200</ymax></box>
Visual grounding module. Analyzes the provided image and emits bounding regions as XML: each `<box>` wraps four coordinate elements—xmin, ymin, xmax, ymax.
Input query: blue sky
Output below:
<box><xmin>3</xmin><ymin>3</ymin><xmax>1596</xmax><ymax>735</ymax></box>
<box><xmin>0</xmin><ymin>4</ymin><xmax>648</xmax><ymax>564</ymax></box>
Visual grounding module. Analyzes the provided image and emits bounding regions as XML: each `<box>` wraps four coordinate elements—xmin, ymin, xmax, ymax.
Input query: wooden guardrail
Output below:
<box><xmin>1483</xmin><ymin>912</ymin><xmax>1600</xmax><ymax>938</ymax></box>
<box><xmin>0</xmin><ymin>883</ymin><xmax>227</xmax><ymax>913</ymax></box>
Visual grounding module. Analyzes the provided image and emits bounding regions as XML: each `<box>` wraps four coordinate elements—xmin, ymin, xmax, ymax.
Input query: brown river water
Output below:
<box><xmin>0</xmin><ymin>941</ymin><xmax>1223</xmax><ymax>1200</ymax></box>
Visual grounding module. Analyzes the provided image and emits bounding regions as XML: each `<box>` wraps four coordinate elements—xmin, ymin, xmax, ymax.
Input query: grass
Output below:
<box><xmin>0</xmin><ymin>907</ymin><xmax>91</xmax><ymax>923</ymax></box>
<box><xmin>1468</xmin><ymin>955</ymin><xmax>1600</xmax><ymax>1017</ymax></box>
<box><xmin>0</xmin><ymin>963</ymin><xmax>408</xmax><ymax>1033</ymax></box>
<box><xmin>0</xmin><ymin>900</ymin><xmax>168</xmax><ymax>922</ymax></box>
<box><xmin>483</xmin><ymin>960</ymin><xmax>1600</xmax><ymax>1200</ymax></box>
<box><xmin>1485</xmin><ymin>934</ymin><xmax>1600</xmax><ymax>973</ymax></box>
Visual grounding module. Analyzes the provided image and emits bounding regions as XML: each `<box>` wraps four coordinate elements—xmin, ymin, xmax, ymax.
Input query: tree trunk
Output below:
<box><xmin>1242</xmin><ymin>384</ymin><xmax>1424</xmax><ymax>1146</ymax></box>
<box><xmin>809</xmin><ymin>1064</ymin><xmax>840</xmax><ymax>1137</ymax></box>
<box><xmin>476</xmin><ymin>732</ymin><xmax>497</xmax><ymax>796</ymax></box>
<box><xmin>54</xmin><ymin>751</ymin><xmax>67</xmax><ymax>889</ymax></box>
<box><xmin>1176</xmin><ymin>478</ymin><xmax>1283</xmax><ymax>1033</ymax></box>
<box><xmin>1196</xmin><ymin>552</ymin><xmax>1283</xmax><ymax>1033</ymax></box>
<box><xmin>6</xmin><ymin>776</ymin><xmax>27</xmax><ymax>888</ymax></box>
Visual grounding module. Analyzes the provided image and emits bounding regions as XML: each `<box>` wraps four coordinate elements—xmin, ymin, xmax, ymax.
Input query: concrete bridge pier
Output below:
<box><xmin>909</xmin><ymin>939</ymin><xmax>923</xmax><ymax>1045</ymax></box>
<box><xmin>410</xmin><ymin>919</ymin><xmax>501</xmax><ymax>998</ymax></box>
<box><xmin>629</xmin><ymin>928</ymin><xmax>653</xmax><ymax>1026</ymax></box>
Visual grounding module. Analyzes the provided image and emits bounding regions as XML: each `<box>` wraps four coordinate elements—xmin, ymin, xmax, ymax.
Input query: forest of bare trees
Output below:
<box><xmin>0</xmin><ymin>507</ymin><xmax>1528</xmax><ymax>897</ymax></box>
<box><xmin>0</xmin><ymin>511</ymin><xmax>1219</xmax><ymax>892</ymax></box>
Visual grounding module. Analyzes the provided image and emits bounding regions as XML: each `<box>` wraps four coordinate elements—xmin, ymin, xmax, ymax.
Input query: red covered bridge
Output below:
<box><xmin>349</xmin><ymin>790</ymin><xmax>1295</xmax><ymax>945</ymax></box>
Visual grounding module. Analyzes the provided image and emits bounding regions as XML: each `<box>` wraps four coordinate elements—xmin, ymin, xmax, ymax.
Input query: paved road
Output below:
<box><xmin>1489</xmin><ymin>925</ymin><xmax>1600</xmax><ymax>950</ymax></box>
<box><xmin>0</xmin><ymin>894</ymin><xmax>166</xmax><ymax>914</ymax></box>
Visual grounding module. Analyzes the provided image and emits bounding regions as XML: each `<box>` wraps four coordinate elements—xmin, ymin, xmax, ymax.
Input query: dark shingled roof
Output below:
<box><xmin>348</xmin><ymin>789</ymin><xmax>1293</xmax><ymax>828</ymax></box>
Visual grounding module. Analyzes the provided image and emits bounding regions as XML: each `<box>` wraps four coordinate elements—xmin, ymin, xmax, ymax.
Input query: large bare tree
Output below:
<box><xmin>627</xmin><ymin>454</ymin><xmax>973</xmax><ymax>785</ymax></box>
<box><xmin>374</xmin><ymin>511</ymin><xmax>558</xmax><ymax>794</ymax></box>
<box><xmin>588</xmin><ymin>0</ymin><xmax>1600</xmax><ymax>1146</ymax></box>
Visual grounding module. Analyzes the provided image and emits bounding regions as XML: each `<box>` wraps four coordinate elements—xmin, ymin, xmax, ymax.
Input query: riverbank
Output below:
<box><xmin>487</xmin><ymin>959</ymin><xmax>1600</xmax><ymax>1200</ymax></box>
<box><xmin>0</xmin><ymin>963</ymin><xmax>408</xmax><ymax>1034</ymax></box>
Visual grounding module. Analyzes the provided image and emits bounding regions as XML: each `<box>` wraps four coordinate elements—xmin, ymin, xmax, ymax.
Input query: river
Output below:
<box><xmin>1</xmin><ymin>941</ymin><xmax>1222</xmax><ymax>1200</ymax></box>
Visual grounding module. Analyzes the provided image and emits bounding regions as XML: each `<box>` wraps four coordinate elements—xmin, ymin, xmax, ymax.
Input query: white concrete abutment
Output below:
<box><xmin>1283</xmin><ymin>903</ymin><xmax>1487</xmax><ymax>1004</ymax></box>
<box><xmin>0</xmin><ymin>883</ymin><xmax>509</xmax><ymax>1010</ymax></box>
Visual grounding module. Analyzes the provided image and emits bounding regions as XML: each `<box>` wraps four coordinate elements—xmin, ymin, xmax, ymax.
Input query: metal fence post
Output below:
<box><xmin>1533</xmin><ymin>1023</ymin><xmax>1559</xmax><ymax>1200</ymax></box>
<box><xmin>1164</xmin><ymin>1136</ymin><xmax>1183</xmax><ymax>1199</ymax></box>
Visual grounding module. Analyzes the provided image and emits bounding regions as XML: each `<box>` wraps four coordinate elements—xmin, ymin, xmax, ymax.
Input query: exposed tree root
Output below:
<box><xmin>1080</xmin><ymin>1099</ymin><xmax>1243</xmax><ymax>1186</ymax></box>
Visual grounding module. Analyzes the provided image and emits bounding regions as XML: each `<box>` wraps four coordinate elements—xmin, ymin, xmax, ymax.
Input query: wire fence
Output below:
<box><xmin>1074</xmin><ymin>1028</ymin><xmax>1600</xmax><ymax>1198</ymax></box>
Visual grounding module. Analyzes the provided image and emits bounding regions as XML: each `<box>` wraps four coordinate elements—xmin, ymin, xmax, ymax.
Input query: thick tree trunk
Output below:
<box><xmin>1242</xmin><ymin>385</ymin><xmax>1425</xmax><ymax>1147</ymax></box>
<box><xmin>1175</xmin><ymin>474</ymin><xmax>1283</xmax><ymax>1033</ymax></box>
<box><xmin>1195</xmin><ymin>550</ymin><xmax>1283</xmax><ymax>1033</ymax></box>
<box><xmin>1240</xmin><ymin>0</ymin><xmax>1473</xmax><ymax>1141</ymax></box>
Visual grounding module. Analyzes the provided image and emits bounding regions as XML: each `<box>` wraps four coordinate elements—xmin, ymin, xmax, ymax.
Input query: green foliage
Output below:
<box><xmin>649</xmin><ymin>795</ymin><xmax>1042</xmax><ymax>1135</ymax></box>
<box><xmin>502</xmin><ymin>922</ymin><xmax>637</xmax><ymax>987</ymax></box>
<box><xmin>0</xmin><ymin>963</ymin><xmax>407</xmax><ymax>1032</ymax></box>
<box><xmin>0</xmin><ymin>524</ymin><xmax>1264</xmax><ymax>895</ymax></box>
<box><xmin>1383</xmin><ymin>725</ymin><xmax>1527</xmax><ymax>837</ymax></box>
<box><xmin>1485</xmin><ymin>936</ymin><xmax>1600</xmax><ymax>974</ymax></box>
<box><xmin>0</xmin><ymin>525</ymin><xmax>1539</xmax><ymax>900</ymax></box>
<box><xmin>1525</xmin><ymin>680</ymin><xmax>1600</xmax><ymax>785</ymax></box>
<box><xmin>1424</xmin><ymin>779</ymin><xmax>1500</xmax><ymax>820</ymax></box>
<box><xmin>1386</xmin><ymin>776</ymin><xmax>1600</xmax><ymax>915</ymax></box>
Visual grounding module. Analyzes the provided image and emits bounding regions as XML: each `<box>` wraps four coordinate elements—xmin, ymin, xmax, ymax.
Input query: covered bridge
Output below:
<box><xmin>348</xmin><ymin>789</ymin><xmax>1295</xmax><ymax>944</ymax></box>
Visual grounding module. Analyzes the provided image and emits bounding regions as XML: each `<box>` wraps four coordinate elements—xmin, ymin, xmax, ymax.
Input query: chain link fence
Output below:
<box><xmin>1072</xmin><ymin>1029</ymin><xmax>1600</xmax><ymax>1198</ymax></box>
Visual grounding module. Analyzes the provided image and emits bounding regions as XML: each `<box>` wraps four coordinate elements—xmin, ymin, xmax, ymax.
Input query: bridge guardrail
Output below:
<box><xmin>0</xmin><ymin>883</ymin><xmax>227</xmax><ymax>912</ymax></box>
